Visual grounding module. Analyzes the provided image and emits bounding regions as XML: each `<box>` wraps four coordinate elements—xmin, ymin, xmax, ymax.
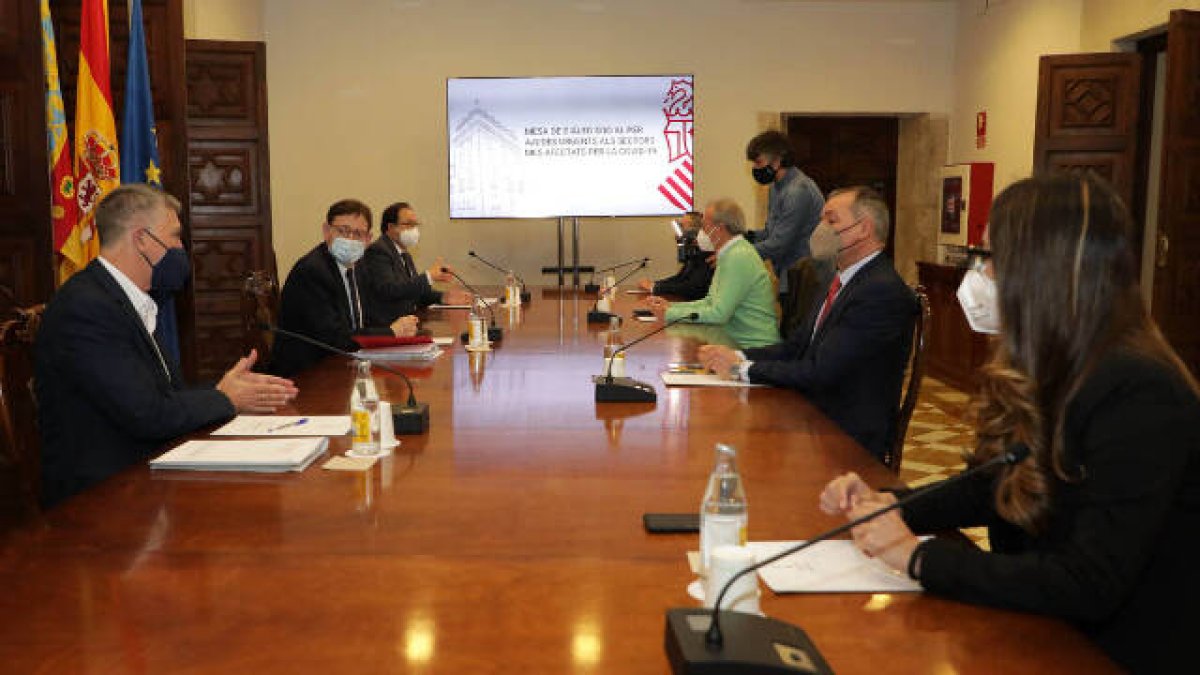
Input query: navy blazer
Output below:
<box><xmin>35</xmin><ymin>260</ymin><xmax>235</xmax><ymax>507</ymax></box>
<box><xmin>361</xmin><ymin>235</ymin><xmax>442</xmax><ymax>324</ymax></box>
<box><xmin>744</xmin><ymin>254</ymin><xmax>918</xmax><ymax>460</ymax></box>
<box><xmin>270</xmin><ymin>243</ymin><xmax>393</xmax><ymax>377</ymax></box>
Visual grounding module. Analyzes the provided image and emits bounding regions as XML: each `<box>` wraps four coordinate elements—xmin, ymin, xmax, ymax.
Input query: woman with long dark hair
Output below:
<box><xmin>819</xmin><ymin>173</ymin><xmax>1199</xmax><ymax>672</ymax></box>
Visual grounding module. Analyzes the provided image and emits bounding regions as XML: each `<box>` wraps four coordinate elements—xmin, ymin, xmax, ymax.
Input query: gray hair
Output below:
<box><xmin>96</xmin><ymin>184</ymin><xmax>181</xmax><ymax>247</ymax></box>
<box><xmin>706</xmin><ymin>198</ymin><xmax>746</xmax><ymax>235</ymax></box>
<box><xmin>830</xmin><ymin>186</ymin><xmax>890</xmax><ymax>243</ymax></box>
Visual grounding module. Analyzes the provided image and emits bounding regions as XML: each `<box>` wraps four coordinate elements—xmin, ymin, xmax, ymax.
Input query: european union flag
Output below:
<box><xmin>122</xmin><ymin>0</ymin><xmax>181</xmax><ymax>367</ymax></box>
<box><xmin>120</xmin><ymin>0</ymin><xmax>160</xmax><ymax>187</ymax></box>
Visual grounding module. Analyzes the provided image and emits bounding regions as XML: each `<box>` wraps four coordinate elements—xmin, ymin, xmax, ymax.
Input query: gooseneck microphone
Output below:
<box><xmin>585</xmin><ymin>256</ymin><xmax>651</xmax><ymax>293</ymax></box>
<box><xmin>664</xmin><ymin>443</ymin><xmax>1033</xmax><ymax>675</ymax></box>
<box><xmin>468</xmin><ymin>250</ymin><xmax>532</xmax><ymax>303</ymax></box>
<box><xmin>587</xmin><ymin>258</ymin><xmax>650</xmax><ymax>324</ymax></box>
<box><xmin>261</xmin><ymin>324</ymin><xmax>430</xmax><ymax>434</ymax></box>
<box><xmin>443</xmin><ymin>268</ymin><xmax>503</xmax><ymax>342</ymax></box>
<box><xmin>593</xmin><ymin>311</ymin><xmax>698</xmax><ymax>403</ymax></box>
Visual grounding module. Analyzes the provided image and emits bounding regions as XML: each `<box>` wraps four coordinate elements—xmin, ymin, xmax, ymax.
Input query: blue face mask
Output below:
<box><xmin>329</xmin><ymin>237</ymin><xmax>366</xmax><ymax>266</ymax></box>
<box><xmin>144</xmin><ymin>230</ymin><xmax>192</xmax><ymax>291</ymax></box>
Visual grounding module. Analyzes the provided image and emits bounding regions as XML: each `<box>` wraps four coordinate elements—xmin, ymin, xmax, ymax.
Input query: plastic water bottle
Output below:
<box><xmin>468</xmin><ymin>296</ymin><xmax>487</xmax><ymax>347</ymax></box>
<box><xmin>603</xmin><ymin>315</ymin><xmax>625</xmax><ymax>377</ymax></box>
<box><xmin>349</xmin><ymin>360</ymin><xmax>382</xmax><ymax>457</ymax></box>
<box><xmin>700</xmin><ymin>443</ymin><xmax>748</xmax><ymax>574</ymax></box>
<box><xmin>505</xmin><ymin>270</ymin><xmax>521</xmax><ymax>306</ymax></box>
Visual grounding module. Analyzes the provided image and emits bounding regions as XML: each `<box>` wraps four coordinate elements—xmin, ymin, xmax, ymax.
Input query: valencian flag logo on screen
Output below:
<box><xmin>658</xmin><ymin>78</ymin><xmax>694</xmax><ymax>212</ymax></box>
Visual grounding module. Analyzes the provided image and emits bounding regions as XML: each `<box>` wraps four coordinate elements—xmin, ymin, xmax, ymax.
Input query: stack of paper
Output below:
<box><xmin>359</xmin><ymin>343</ymin><xmax>443</xmax><ymax>362</ymax></box>
<box><xmin>660</xmin><ymin>372</ymin><xmax>764</xmax><ymax>388</ymax></box>
<box><xmin>149</xmin><ymin>437</ymin><xmax>329</xmax><ymax>473</ymax></box>
<box><xmin>748</xmin><ymin>540</ymin><xmax>924</xmax><ymax>593</ymax></box>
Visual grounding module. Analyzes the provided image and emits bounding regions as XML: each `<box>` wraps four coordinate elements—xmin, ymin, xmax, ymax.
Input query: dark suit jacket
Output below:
<box><xmin>361</xmin><ymin>235</ymin><xmax>442</xmax><ymax>324</ymax></box>
<box><xmin>35</xmin><ymin>260</ymin><xmax>235</xmax><ymax>507</ymax></box>
<box><xmin>652</xmin><ymin>249</ymin><xmax>714</xmax><ymax>301</ymax></box>
<box><xmin>270</xmin><ymin>243</ymin><xmax>394</xmax><ymax>377</ymax></box>
<box><xmin>744</xmin><ymin>254</ymin><xmax>917</xmax><ymax>460</ymax></box>
<box><xmin>902</xmin><ymin>350</ymin><xmax>1200</xmax><ymax>673</ymax></box>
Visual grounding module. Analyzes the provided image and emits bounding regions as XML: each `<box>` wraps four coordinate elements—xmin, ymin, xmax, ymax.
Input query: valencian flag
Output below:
<box><xmin>64</xmin><ymin>0</ymin><xmax>120</xmax><ymax>282</ymax></box>
<box><xmin>40</xmin><ymin>0</ymin><xmax>77</xmax><ymax>262</ymax></box>
<box><xmin>121</xmin><ymin>0</ymin><xmax>180</xmax><ymax>367</ymax></box>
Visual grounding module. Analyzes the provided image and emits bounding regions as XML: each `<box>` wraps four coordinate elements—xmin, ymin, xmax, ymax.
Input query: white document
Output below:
<box><xmin>660</xmin><ymin>372</ymin><xmax>765</xmax><ymax>388</ymax></box>
<box><xmin>211</xmin><ymin>415</ymin><xmax>350</xmax><ymax>437</ymax></box>
<box><xmin>359</xmin><ymin>344</ymin><xmax>443</xmax><ymax>362</ymax></box>
<box><xmin>624</xmin><ymin>288</ymin><xmax>651</xmax><ymax>295</ymax></box>
<box><xmin>430</xmin><ymin>297</ymin><xmax>500</xmax><ymax>309</ymax></box>
<box><xmin>150</xmin><ymin>437</ymin><xmax>329</xmax><ymax>473</ymax></box>
<box><xmin>635</xmin><ymin>315</ymin><xmax>658</xmax><ymax>323</ymax></box>
<box><xmin>749</xmin><ymin>540</ymin><xmax>923</xmax><ymax>594</ymax></box>
<box><xmin>432</xmin><ymin>336</ymin><xmax>456</xmax><ymax>346</ymax></box>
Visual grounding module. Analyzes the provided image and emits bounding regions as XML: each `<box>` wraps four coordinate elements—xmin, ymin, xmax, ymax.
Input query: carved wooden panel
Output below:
<box><xmin>191</xmin><ymin>233</ymin><xmax>260</xmax><ymax>379</ymax></box>
<box><xmin>0</xmin><ymin>0</ymin><xmax>18</xmax><ymax>61</ymax></box>
<box><xmin>0</xmin><ymin>89</ymin><xmax>12</xmax><ymax>198</ymax></box>
<box><xmin>0</xmin><ymin>236</ymin><xmax>34</xmax><ymax>303</ymax></box>
<box><xmin>1042</xmin><ymin>61</ymin><xmax>1138</xmax><ymax>139</ymax></box>
<box><xmin>1044</xmin><ymin>151</ymin><xmax>1121</xmax><ymax>185</ymax></box>
<box><xmin>188</xmin><ymin>141</ymin><xmax>259</xmax><ymax>216</ymax></box>
<box><xmin>186</xmin><ymin>53</ymin><xmax>256</xmax><ymax>126</ymax></box>
<box><xmin>193</xmin><ymin>317</ymin><xmax>245</xmax><ymax>376</ymax></box>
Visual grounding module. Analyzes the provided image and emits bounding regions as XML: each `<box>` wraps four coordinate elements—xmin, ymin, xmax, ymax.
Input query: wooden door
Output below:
<box><xmin>784</xmin><ymin>116</ymin><xmax>899</xmax><ymax>255</ymax></box>
<box><xmin>1033</xmin><ymin>52</ymin><xmax>1143</xmax><ymax>210</ymax></box>
<box><xmin>184</xmin><ymin>40</ymin><xmax>275</xmax><ymax>381</ymax></box>
<box><xmin>1152</xmin><ymin>10</ymin><xmax>1200</xmax><ymax>375</ymax></box>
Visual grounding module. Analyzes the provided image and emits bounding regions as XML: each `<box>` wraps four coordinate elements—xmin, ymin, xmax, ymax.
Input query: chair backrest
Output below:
<box><xmin>781</xmin><ymin>257</ymin><xmax>836</xmax><ymax>338</ymax></box>
<box><xmin>0</xmin><ymin>302</ymin><xmax>44</xmax><ymax>527</ymax></box>
<box><xmin>887</xmin><ymin>286</ymin><xmax>931</xmax><ymax>472</ymax></box>
<box><xmin>241</xmin><ymin>271</ymin><xmax>279</xmax><ymax>369</ymax></box>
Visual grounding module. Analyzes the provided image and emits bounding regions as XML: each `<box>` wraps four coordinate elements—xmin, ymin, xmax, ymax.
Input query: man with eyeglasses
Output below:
<box><xmin>362</xmin><ymin>201</ymin><xmax>472</xmax><ymax>323</ymax></box>
<box><xmin>697</xmin><ymin>186</ymin><xmax>918</xmax><ymax>461</ymax></box>
<box><xmin>271</xmin><ymin>198</ymin><xmax>420</xmax><ymax>377</ymax></box>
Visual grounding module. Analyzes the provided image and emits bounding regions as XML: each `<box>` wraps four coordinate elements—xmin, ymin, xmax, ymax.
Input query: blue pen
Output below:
<box><xmin>267</xmin><ymin>417</ymin><xmax>308</xmax><ymax>433</ymax></box>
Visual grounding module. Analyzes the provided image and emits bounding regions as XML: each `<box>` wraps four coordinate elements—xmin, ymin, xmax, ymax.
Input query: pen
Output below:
<box><xmin>267</xmin><ymin>418</ymin><xmax>308</xmax><ymax>433</ymax></box>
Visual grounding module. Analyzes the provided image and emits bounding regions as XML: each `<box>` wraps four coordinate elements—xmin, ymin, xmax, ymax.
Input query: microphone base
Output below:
<box><xmin>664</xmin><ymin>609</ymin><xmax>832</xmax><ymax>675</ymax></box>
<box><xmin>593</xmin><ymin>376</ymin><xmax>656</xmax><ymax>403</ymax></box>
<box><xmin>391</xmin><ymin>402</ymin><xmax>430</xmax><ymax>435</ymax></box>
<box><xmin>459</xmin><ymin>327</ymin><xmax>503</xmax><ymax>344</ymax></box>
<box><xmin>587</xmin><ymin>310</ymin><xmax>615</xmax><ymax>324</ymax></box>
<box><xmin>584</xmin><ymin>283</ymin><xmax>601</xmax><ymax>294</ymax></box>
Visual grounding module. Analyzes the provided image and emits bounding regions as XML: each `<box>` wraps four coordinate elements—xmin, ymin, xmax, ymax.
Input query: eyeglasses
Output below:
<box><xmin>330</xmin><ymin>224</ymin><xmax>370</xmax><ymax>241</ymax></box>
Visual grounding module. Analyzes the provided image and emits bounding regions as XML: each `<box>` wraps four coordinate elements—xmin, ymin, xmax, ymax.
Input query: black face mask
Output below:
<box><xmin>751</xmin><ymin>164</ymin><xmax>777</xmax><ymax>185</ymax></box>
<box><xmin>143</xmin><ymin>229</ymin><xmax>192</xmax><ymax>291</ymax></box>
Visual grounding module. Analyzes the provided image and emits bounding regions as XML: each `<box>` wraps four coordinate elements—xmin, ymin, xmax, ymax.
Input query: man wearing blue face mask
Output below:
<box><xmin>146</xmin><ymin>230</ymin><xmax>190</xmax><ymax>368</ymax></box>
<box><xmin>36</xmin><ymin>184</ymin><xmax>299</xmax><ymax>507</ymax></box>
<box><xmin>271</xmin><ymin>199</ymin><xmax>420</xmax><ymax>377</ymax></box>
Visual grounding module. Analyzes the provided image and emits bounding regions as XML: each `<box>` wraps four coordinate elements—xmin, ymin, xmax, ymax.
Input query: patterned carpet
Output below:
<box><xmin>897</xmin><ymin>377</ymin><xmax>990</xmax><ymax>548</ymax></box>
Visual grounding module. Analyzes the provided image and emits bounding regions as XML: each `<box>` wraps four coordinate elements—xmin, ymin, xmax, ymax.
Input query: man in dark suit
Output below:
<box><xmin>270</xmin><ymin>199</ymin><xmax>420</xmax><ymax>377</ymax></box>
<box><xmin>636</xmin><ymin>211</ymin><xmax>715</xmax><ymax>301</ymax></box>
<box><xmin>35</xmin><ymin>184</ymin><xmax>299</xmax><ymax>507</ymax></box>
<box><xmin>361</xmin><ymin>201</ymin><xmax>471</xmax><ymax>324</ymax></box>
<box><xmin>699</xmin><ymin>186</ymin><xmax>918</xmax><ymax>461</ymax></box>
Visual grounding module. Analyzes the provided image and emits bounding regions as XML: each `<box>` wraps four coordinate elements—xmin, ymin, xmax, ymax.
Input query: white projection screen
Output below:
<box><xmin>447</xmin><ymin>75</ymin><xmax>695</xmax><ymax>218</ymax></box>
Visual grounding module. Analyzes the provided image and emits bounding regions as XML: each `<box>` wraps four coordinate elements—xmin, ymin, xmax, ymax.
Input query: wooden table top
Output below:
<box><xmin>0</xmin><ymin>288</ymin><xmax>1116</xmax><ymax>673</ymax></box>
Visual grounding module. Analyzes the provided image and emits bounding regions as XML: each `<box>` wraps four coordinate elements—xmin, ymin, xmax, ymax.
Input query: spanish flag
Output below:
<box><xmin>63</xmin><ymin>0</ymin><xmax>119</xmax><ymax>282</ymax></box>
<box><xmin>40</xmin><ymin>0</ymin><xmax>77</xmax><ymax>261</ymax></box>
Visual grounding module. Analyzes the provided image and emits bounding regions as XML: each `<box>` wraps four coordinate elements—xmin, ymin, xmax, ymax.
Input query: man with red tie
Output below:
<box><xmin>698</xmin><ymin>186</ymin><xmax>918</xmax><ymax>461</ymax></box>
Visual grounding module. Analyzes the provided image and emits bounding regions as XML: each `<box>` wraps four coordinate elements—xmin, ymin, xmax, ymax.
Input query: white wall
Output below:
<box><xmin>247</xmin><ymin>0</ymin><xmax>954</xmax><ymax>284</ymax></box>
<box><xmin>1081</xmin><ymin>0</ymin><xmax>1200</xmax><ymax>50</ymax></box>
<box><xmin>183</xmin><ymin>0</ymin><xmax>264</xmax><ymax>41</ymax></box>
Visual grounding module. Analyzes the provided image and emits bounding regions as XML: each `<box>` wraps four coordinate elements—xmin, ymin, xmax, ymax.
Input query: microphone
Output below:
<box><xmin>587</xmin><ymin>258</ymin><xmax>650</xmax><ymax>324</ymax></box>
<box><xmin>585</xmin><ymin>257</ymin><xmax>651</xmax><ymax>293</ymax></box>
<box><xmin>664</xmin><ymin>443</ymin><xmax>1033</xmax><ymax>675</ymax></box>
<box><xmin>468</xmin><ymin>250</ymin><xmax>532</xmax><ymax>303</ymax></box>
<box><xmin>262</xmin><ymin>324</ymin><xmax>430</xmax><ymax>435</ymax></box>
<box><xmin>443</xmin><ymin>268</ymin><xmax>503</xmax><ymax>343</ymax></box>
<box><xmin>593</xmin><ymin>312</ymin><xmax>698</xmax><ymax>403</ymax></box>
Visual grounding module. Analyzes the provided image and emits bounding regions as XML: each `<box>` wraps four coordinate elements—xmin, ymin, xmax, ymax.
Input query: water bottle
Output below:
<box><xmin>468</xmin><ymin>296</ymin><xmax>487</xmax><ymax>347</ymax></box>
<box><xmin>505</xmin><ymin>270</ymin><xmax>521</xmax><ymax>306</ymax></box>
<box><xmin>603</xmin><ymin>315</ymin><xmax>625</xmax><ymax>377</ymax></box>
<box><xmin>349</xmin><ymin>360</ymin><xmax>382</xmax><ymax>457</ymax></box>
<box><xmin>699</xmin><ymin>443</ymin><xmax>748</xmax><ymax>574</ymax></box>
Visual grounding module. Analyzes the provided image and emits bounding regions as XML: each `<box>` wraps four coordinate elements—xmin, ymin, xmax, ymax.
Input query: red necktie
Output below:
<box><xmin>815</xmin><ymin>275</ymin><xmax>842</xmax><ymax>331</ymax></box>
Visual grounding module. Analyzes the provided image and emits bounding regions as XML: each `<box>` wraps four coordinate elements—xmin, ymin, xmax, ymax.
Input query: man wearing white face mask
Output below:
<box><xmin>271</xmin><ymin>199</ymin><xmax>420</xmax><ymax>377</ymax></box>
<box><xmin>698</xmin><ymin>186</ymin><xmax>918</xmax><ymax>461</ymax></box>
<box><xmin>362</xmin><ymin>201</ymin><xmax>472</xmax><ymax>323</ymax></box>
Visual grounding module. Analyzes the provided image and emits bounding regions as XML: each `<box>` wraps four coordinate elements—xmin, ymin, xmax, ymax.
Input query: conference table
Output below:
<box><xmin>0</xmin><ymin>289</ymin><xmax>1116</xmax><ymax>673</ymax></box>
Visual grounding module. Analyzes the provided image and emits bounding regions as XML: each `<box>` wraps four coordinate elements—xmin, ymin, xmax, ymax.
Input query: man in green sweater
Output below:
<box><xmin>646</xmin><ymin>198</ymin><xmax>781</xmax><ymax>349</ymax></box>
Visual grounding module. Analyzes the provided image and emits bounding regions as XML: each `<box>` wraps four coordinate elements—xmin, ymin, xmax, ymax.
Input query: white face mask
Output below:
<box><xmin>329</xmin><ymin>237</ymin><xmax>365</xmax><ymax>266</ymax></box>
<box><xmin>399</xmin><ymin>227</ymin><xmax>420</xmax><ymax>248</ymax></box>
<box><xmin>956</xmin><ymin>267</ymin><xmax>1000</xmax><ymax>334</ymax></box>
<box><xmin>696</xmin><ymin>227</ymin><xmax>715</xmax><ymax>252</ymax></box>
